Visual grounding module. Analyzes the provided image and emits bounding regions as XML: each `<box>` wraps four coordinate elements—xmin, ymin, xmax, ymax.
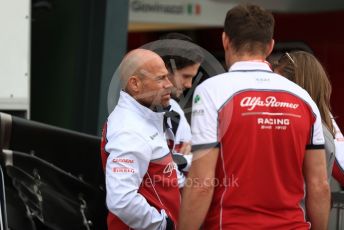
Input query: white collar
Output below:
<box><xmin>117</xmin><ymin>91</ymin><xmax>165</xmax><ymax>121</ymax></box>
<box><xmin>229</xmin><ymin>60</ymin><xmax>272</xmax><ymax>72</ymax></box>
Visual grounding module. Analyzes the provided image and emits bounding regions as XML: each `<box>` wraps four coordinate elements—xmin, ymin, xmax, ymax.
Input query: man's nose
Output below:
<box><xmin>184</xmin><ymin>79</ymin><xmax>193</xmax><ymax>89</ymax></box>
<box><xmin>164</xmin><ymin>77</ymin><xmax>173</xmax><ymax>89</ymax></box>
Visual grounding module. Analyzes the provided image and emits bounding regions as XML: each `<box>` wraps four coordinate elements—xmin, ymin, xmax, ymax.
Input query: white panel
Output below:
<box><xmin>129</xmin><ymin>0</ymin><xmax>344</xmax><ymax>27</ymax></box>
<box><xmin>0</xmin><ymin>0</ymin><xmax>30</xmax><ymax>114</ymax></box>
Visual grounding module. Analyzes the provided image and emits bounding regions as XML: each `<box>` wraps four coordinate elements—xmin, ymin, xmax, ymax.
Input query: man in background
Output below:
<box><xmin>154</xmin><ymin>33</ymin><xmax>203</xmax><ymax>175</ymax></box>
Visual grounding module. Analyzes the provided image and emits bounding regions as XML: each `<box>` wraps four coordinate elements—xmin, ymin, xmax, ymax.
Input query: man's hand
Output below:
<box><xmin>179</xmin><ymin>141</ymin><xmax>192</xmax><ymax>155</ymax></box>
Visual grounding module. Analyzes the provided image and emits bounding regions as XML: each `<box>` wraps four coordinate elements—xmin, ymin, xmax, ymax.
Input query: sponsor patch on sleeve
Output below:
<box><xmin>112</xmin><ymin>167</ymin><xmax>135</xmax><ymax>173</ymax></box>
<box><xmin>112</xmin><ymin>158</ymin><xmax>134</xmax><ymax>164</ymax></box>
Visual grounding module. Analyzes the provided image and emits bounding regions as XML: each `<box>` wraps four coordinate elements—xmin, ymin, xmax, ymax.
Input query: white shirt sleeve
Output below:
<box><xmin>332</xmin><ymin>118</ymin><xmax>344</xmax><ymax>170</ymax></box>
<box><xmin>308</xmin><ymin>103</ymin><xmax>325</xmax><ymax>147</ymax></box>
<box><xmin>191</xmin><ymin>85</ymin><xmax>219</xmax><ymax>150</ymax></box>
<box><xmin>169</xmin><ymin>99</ymin><xmax>191</xmax><ymax>144</ymax></box>
<box><xmin>105</xmin><ymin>130</ymin><xmax>167</xmax><ymax>230</ymax></box>
<box><xmin>177</xmin><ymin>112</ymin><xmax>192</xmax><ymax>143</ymax></box>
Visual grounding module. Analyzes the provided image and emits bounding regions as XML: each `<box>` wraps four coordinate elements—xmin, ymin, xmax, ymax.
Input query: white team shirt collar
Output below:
<box><xmin>229</xmin><ymin>61</ymin><xmax>272</xmax><ymax>72</ymax></box>
<box><xmin>118</xmin><ymin>90</ymin><xmax>165</xmax><ymax>121</ymax></box>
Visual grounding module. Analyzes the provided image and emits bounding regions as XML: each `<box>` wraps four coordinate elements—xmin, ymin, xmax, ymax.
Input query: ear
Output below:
<box><xmin>266</xmin><ymin>39</ymin><xmax>275</xmax><ymax>56</ymax></box>
<box><xmin>222</xmin><ymin>32</ymin><xmax>229</xmax><ymax>51</ymax></box>
<box><xmin>127</xmin><ymin>76</ymin><xmax>142</xmax><ymax>93</ymax></box>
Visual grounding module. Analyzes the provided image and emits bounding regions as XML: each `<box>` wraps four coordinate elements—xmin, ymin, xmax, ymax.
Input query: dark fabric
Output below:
<box><xmin>172</xmin><ymin>154</ymin><xmax>187</xmax><ymax>171</ymax></box>
<box><xmin>163</xmin><ymin>110</ymin><xmax>181</xmax><ymax>135</ymax></box>
<box><xmin>165</xmin><ymin>216</ymin><xmax>175</xmax><ymax>230</ymax></box>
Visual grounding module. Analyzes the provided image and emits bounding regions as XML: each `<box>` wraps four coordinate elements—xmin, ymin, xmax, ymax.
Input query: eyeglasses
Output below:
<box><xmin>273</xmin><ymin>52</ymin><xmax>296</xmax><ymax>70</ymax></box>
<box><xmin>270</xmin><ymin>52</ymin><xmax>295</xmax><ymax>71</ymax></box>
<box><xmin>274</xmin><ymin>52</ymin><xmax>297</xmax><ymax>80</ymax></box>
<box><xmin>284</xmin><ymin>52</ymin><xmax>295</xmax><ymax>65</ymax></box>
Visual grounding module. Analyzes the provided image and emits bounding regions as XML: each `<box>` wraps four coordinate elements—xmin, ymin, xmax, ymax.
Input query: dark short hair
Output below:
<box><xmin>155</xmin><ymin>33</ymin><xmax>204</xmax><ymax>71</ymax></box>
<box><xmin>224</xmin><ymin>4</ymin><xmax>274</xmax><ymax>54</ymax></box>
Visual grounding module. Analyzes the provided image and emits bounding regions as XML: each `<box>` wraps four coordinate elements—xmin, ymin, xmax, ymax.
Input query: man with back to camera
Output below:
<box><xmin>154</xmin><ymin>33</ymin><xmax>203</xmax><ymax>174</ymax></box>
<box><xmin>179</xmin><ymin>3</ymin><xmax>330</xmax><ymax>230</ymax></box>
<box><xmin>101</xmin><ymin>49</ymin><xmax>180</xmax><ymax>230</ymax></box>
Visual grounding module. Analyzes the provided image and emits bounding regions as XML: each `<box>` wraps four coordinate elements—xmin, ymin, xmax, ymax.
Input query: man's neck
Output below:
<box><xmin>228</xmin><ymin>53</ymin><xmax>266</xmax><ymax>67</ymax></box>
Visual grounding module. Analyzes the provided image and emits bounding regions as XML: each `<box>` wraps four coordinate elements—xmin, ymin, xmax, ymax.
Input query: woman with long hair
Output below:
<box><xmin>274</xmin><ymin>51</ymin><xmax>344</xmax><ymax>185</ymax></box>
